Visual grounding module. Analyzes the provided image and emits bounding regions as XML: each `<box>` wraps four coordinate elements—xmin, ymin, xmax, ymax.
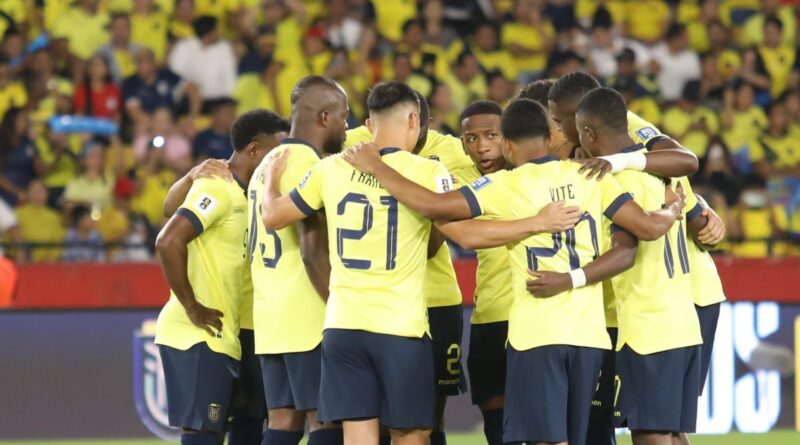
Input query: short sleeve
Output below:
<box><xmin>291</xmin><ymin>159</ymin><xmax>324</xmax><ymax>216</ymax></box>
<box><xmin>628</xmin><ymin>111</ymin><xmax>666</xmax><ymax>150</ymax></box>
<box><xmin>599</xmin><ymin>175</ymin><xmax>633</xmax><ymax>220</ymax></box>
<box><xmin>421</xmin><ymin>162</ymin><xmax>453</xmax><ymax>193</ymax></box>
<box><xmin>460</xmin><ymin>170</ymin><xmax>513</xmax><ymax>219</ymax></box>
<box><xmin>175</xmin><ymin>178</ymin><xmax>232</xmax><ymax>235</ymax></box>
<box><xmin>678</xmin><ymin>178</ymin><xmax>702</xmax><ymax>222</ymax></box>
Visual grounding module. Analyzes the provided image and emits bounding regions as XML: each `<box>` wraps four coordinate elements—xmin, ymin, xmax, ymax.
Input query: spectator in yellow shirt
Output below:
<box><xmin>16</xmin><ymin>180</ymin><xmax>64</xmax><ymax>262</ymax></box>
<box><xmin>63</xmin><ymin>142</ymin><xmax>114</xmax><ymax>212</ymax></box>
<box><xmin>500</xmin><ymin>0</ymin><xmax>554</xmax><ymax>82</ymax></box>
<box><xmin>686</xmin><ymin>0</ymin><xmax>722</xmax><ymax>53</ymax></box>
<box><xmin>471</xmin><ymin>22</ymin><xmax>517</xmax><ymax>81</ymax></box>
<box><xmin>0</xmin><ymin>56</ymin><xmax>26</xmax><ymax>121</ymax></box>
<box><xmin>130</xmin><ymin>144</ymin><xmax>175</xmax><ymax>226</ymax></box>
<box><xmin>372</xmin><ymin>0</ymin><xmax>416</xmax><ymax>42</ymax></box>
<box><xmin>130</xmin><ymin>0</ymin><xmax>169</xmax><ymax>62</ymax></box>
<box><xmin>751</xmin><ymin>101</ymin><xmax>800</xmax><ymax>180</ymax></box>
<box><xmin>428</xmin><ymin>81</ymin><xmax>457</xmax><ymax>136</ymax></box>
<box><xmin>443</xmin><ymin>52</ymin><xmax>486</xmax><ymax>113</ymax></box>
<box><xmin>728</xmin><ymin>176</ymin><xmax>788</xmax><ymax>257</ymax></box>
<box><xmin>486</xmin><ymin>70</ymin><xmax>514</xmax><ymax>109</ymax></box>
<box><xmin>624</xmin><ymin>0</ymin><xmax>669</xmax><ymax>44</ymax></box>
<box><xmin>52</xmin><ymin>0</ymin><xmax>110</xmax><ymax>60</ymax></box>
<box><xmin>706</xmin><ymin>19</ymin><xmax>741</xmax><ymax>83</ymax></box>
<box><xmin>741</xmin><ymin>17</ymin><xmax>800</xmax><ymax>100</ymax></box>
<box><xmin>97</xmin><ymin>14</ymin><xmax>143</xmax><ymax>83</ymax></box>
<box><xmin>392</xmin><ymin>52</ymin><xmax>433</xmax><ymax>98</ymax></box>
<box><xmin>720</xmin><ymin>82</ymin><xmax>767</xmax><ymax>157</ymax></box>
<box><xmin>662</xmin><ymin>80</ymin><xmax>719</xmax><ymax>158</ymax></box>
<box><xmin>169</xmin><ymin>0</ymin><xmax>196</xmax><ymax>40</ymax></box>
<box><xmin>384</xmin><ymin>19</ymin><xmax>449</xmax><ymax>82</ymax></box>
<box><xmin>742</xmin><ymin>0</ymin><xmax>796</xmax><ymax>47</ymax></box>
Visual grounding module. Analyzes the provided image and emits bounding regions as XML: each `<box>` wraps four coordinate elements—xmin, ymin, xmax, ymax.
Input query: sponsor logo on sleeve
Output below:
<box><xmin>194</xmin><ymin>194</ymin><xmax>217</xmax><ymax>217</ymax></box>
<box><xmin>636</xmin><ymin>127</ymin><xmax>658</xmax><ymax>140</ymax></box>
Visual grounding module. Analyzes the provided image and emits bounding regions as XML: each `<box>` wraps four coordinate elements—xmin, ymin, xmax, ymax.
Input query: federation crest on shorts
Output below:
<box><xmin>208</xmin><ymin>403</ymin><xmax>221</xmax><ymax>423</ymax></box>
<box><xmin>133</xmin><ymin>319</ymin><xmax>180</xmax><ymax>440</ymax></box>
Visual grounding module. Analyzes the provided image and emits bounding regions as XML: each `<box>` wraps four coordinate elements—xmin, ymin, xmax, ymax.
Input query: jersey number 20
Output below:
<box><xmin>526</xmin><ymin>212</ymin><xmax>599</xmax><ymax>271</ymax></box>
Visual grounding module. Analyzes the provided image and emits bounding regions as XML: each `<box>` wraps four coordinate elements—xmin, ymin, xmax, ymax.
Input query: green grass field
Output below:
<box><xmin>2</xmin><ymin>431</ymin><xmax>799</xmax><ymax>445</ymax></box>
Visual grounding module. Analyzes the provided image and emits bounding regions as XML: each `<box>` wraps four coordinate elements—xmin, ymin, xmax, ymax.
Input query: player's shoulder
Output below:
<box><xmin>626</xmin><ymin>110</ymin><xmax>662</xmax><ymax>140</ymax></box>
<box><xmin>344</xmin><ymin>126</ymin><xmax>372</xmax><ymax>149</ymax></box>
<box><xmin>420</xmin><ymin>130</ymin><xmax>473</xmax><ymax>171</ymax></box>
<box><xmin>277</xmin><ymin>139</ymin><xmax>322</xmax><ymax>159</ymax></box>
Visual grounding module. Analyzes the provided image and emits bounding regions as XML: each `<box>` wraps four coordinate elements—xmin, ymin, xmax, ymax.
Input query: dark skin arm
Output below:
<box><xmin>155</xmin><ymin>215</ymin><xmax>224</xmax><ymax>337</ymax></box>
<box><xmin>428</xmin><ymin>226</ymin><xmax>447</xmax><ymax>259</ymax></box>
<box><xmin>578</xmin><ymin>138</ymin><xmax>700</xmax><ymax>181</ymax></box>
<box><xmin>608</xmin><ymin>183</ymin><xmax>685</xmax><ymax>241</ymax></box>
<box><xmin>526</xmin><ymin>229</ymin><xmax>638</xmax><ymax>297</ymax></box>
<box><xmin>299</xmin><ymin>212</ymin><xmax>331</xmax><ymax>301</ymax></box>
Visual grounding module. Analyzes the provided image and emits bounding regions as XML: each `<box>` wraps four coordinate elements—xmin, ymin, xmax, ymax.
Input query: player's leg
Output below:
<box><xmin>427</xmin><ymin>305</ymin><xmax>465</xmax><ymax>445</ymax></box>
<box><xmin>586</xmin><ymin>328</ymin><xmax>618</xmax><ymax>445</ymax></box>
<box><xmin>466</xmin><ymin>321</ymin><xmax>508</xmax><ymax>445</ymax></box>
<box><xmin>566</xmin><ymin>347</ymin><xmax>605</xmax><ymax>445</ymax></box>
<box><xmin>259</xmin><ymin>354</ymin><xmax>306</xmax><ymax>445</ymax></box>
<box><xmin>317</xmin><ymin>329</ymin><xmax>382</xmax><ymax>445</ymax></box>
<box><xmin>377</xmin><ymin>333</ymin><xmax>435</xmax><ymax>445</ymax></box>
<box><xmin>503</xmin><ymin>345</ymin><xmax>569</xmax><ymax>445</ymax></box>
<box><xmin>229</xmin><ymin>329</ymin><xmax>267</xmax><ymax>445</ymax></box>
<box><xmin>159</xmin><ymin>343</ymin><xmax>239</xmax><ymax>445</ymax></box>
<box><xmin>695</xmin><ymin>303</ymin><xmax>720</xmax><ymax>394</ymax></box>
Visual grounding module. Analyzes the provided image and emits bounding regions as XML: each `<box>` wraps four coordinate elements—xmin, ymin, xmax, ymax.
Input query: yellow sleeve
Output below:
<box><xmin>627</xmin><ymin>111</ymin><xmax>667</xmax><ymax>149</ymax></box>
<box><xmin>459</xmin><ymin>170</ymin><xmax>514</xmax><ymax>219</ymax></box>
<box><xmin>704</xmin><ymin>109</ymin><xmax>720</xmax><ymax>135</ymax></box>
<box><xmin>291</xmin><ymin>159</ymin><xmax>324</xmax><ymax>215</ymax></box>
<box><xmin>176</xmin><ymin>179</ymin><xmax>232</xmax><ymax>234</ymax></box>
<box><xmin>599</xmin><ymin>174</ymin><xmax>634</xmax><ymax>221</ymax></box>
<box><xmin>424</xmin><ymin>162</ymin><xmax>454</xmax><ymax>193</ymax></box>
<box><xmin>343</xmin><ymin>126</ymin><xmax>373</xmax><ymax>150</ymax></box>
<box><xmin>677</xmin><ymin>178</ymin><xmax>702</xmax><ymax>222</ymax></box>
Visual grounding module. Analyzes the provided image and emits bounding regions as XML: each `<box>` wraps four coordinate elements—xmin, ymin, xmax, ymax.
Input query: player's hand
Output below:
<box><xmin>665</xmin><ymin>182</ymin><xmax>686</xmax><ymax>219</ymax></box>
<box><xmin>264</xmin><ymin>149</ymin><xmax>289</xmax><ymax>183</ymax></box>
<box><xmin>189</xmin><ymin>159</ymin><xmax>232</xmax><ymax>182</ymax></box>
<box><xmin>185</xmin><ymin>302</ymin><xmax>224</xmax><ymax>337</ymax></box>
<box><xmin>697</xmin><ymin>206</ymin><xmax>726</xmax><ymax>246</ymax></box>
<box><xmin>577</xmin><ymin>157</ymin><xmax>612</xmax><ymax>181</ymax></box>
<box><xmin>526</xmin><ymin>270</ymin><xmax>572</xmax><ymax>298</ymax></box>
<box><xmin>534</xmin><ymin>201</ymin><xmax>582</xmax><ymax>233</ymax></box>
<box><xmin>343</xmin><ymin>142</ymin><xmax>383</xmax><ymax>175</ymax></box>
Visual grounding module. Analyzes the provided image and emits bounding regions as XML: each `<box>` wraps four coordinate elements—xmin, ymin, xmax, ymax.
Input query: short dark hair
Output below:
<box><xmin>456</xmin><ymin>51</ymin><xmax>476</xmax><ymax>66</ymax></box>
<box><xmin>230</xmin><ymin>109</ymin><xmax>290</xmax><ymax>152</ymax></box>
<box><xmin>501</xmin><ymin>99</ymin><xmax>550</xmax><ymax>142</ymax></box>
<box><xmin>70</xmin><ymin>204</ymin><xmax>92</xmax><ymax>227</ymax></box>
<box><xmin>516</xmin><ymin>79</ymin><xmax>556</xmax><ymax>107</ymax></box>
<box><xmin>460</xmin><ymin>100</ymin><xmax>503</xmax><ymax>123</ymax></box>
<box><xmin>367</xmin><ymin>81</ymin><xmax>419</xmax><ymax>113</ymax></box>
<box><xmin>209</xmin><ymin>97</ymin><xmax>237</xmax><ymax>114</ymax></box>
<box><xmin>681</xmin><ymin>80</ymin><xmax>702</xmax><ymax>103</ymax></box>
<box><xmin>193</xmin><ymin>16</ymin><xmax>218</xmax><ymax>39</ymax></box>
<box><xmin>548</xmin><ymin>71</ymin><xmax>601</xmax><ymax>104</ymax></box>
<box><xmin>402</xmin><ymin>19</ymin><xmax>423</xmax><ymax>35</ymax></box>
<box><xmin>290</xmin><ymin>75</ymin><xmax>342</xmax><ymax>105</ymax></box>
<box><xmin>764</xmin><ymin>15</ymin><xmax>783</xmax><ymax>31</ymax></box>
<box><xmin>415</xmin><ymin>90</ymin><xmax>430</xmax><ymax>128</ymax></box>
<box><xmin>110</xmin><ymin>13</ymin><xmax>130</xmax><ymax>25</ymax></box>
<box><xmin>666</xmin><ymin>22</ymin><xmax>685</xmax><ymax>41</ymax></box>
<box><xmin>591</xmin><ymin>7</ymin><xmax>613</xmax><ymax>30</ymax></box>
<box><xmin>576</xmin><ymin>87</ymin><xmax>628</xmax><ymax>133</ymax></box>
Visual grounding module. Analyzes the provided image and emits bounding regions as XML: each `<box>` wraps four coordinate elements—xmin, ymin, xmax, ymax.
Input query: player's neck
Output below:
<box><xmin>227</xmin><ymin>154</ymin><xmax>252</xmax><ymax>185</ymax></box>
<box><xmin>287</xmin><ymin>128</ymin><xmax>324</xmax><ymax>156</ymax></box>
<box><xmin>371</xmin><ymin>126</ymin><xmax>412</xmax><ymax>152</ymax></box>
<box><xmin>599</xmin><ymin>134</ymin><xmax>637</xmax><ymax>156</ymax></box>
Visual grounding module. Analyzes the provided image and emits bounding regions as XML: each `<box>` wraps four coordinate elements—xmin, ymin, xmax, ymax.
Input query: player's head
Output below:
<box><xmin>231</xmin><ymin>109</ymin><xmax>290</xmax><ymax>172</ymax></box>
<box><xmin>366</xmin><ymin>81</ymin><xmax>421</xmax><ymax>152</ymax></box>
<box><xmin>460</xmin><ymin>100</ymin><xmax>505</xmax><ymax>174</ymax></box>
<box><xmin>290</xmin><ymin>75</ymin><xmax>349</xmax><ymax>154</ymax></box>
<box><xmin>517</xmin><ymin>78</ymin><xmax>571</xmax><ymax>158</ymax></box>
<box><xmin>575</xmin><ymin>87</ymin><xmax>629</xmax><ymax>157</ymax></box>
<box><xmin>547</xmin><ymin>71</ymin><xmax>601</xmax><ymax>146</ymax></box>
<box><xmin>414</xmin><ymin>90</ymin><xmax>431</xmax><ymax>153</ymax></box>
<box><xmin>500</xmin><ymin>98</ymin><xmax>551</xmax><ymax>167</ymax></box>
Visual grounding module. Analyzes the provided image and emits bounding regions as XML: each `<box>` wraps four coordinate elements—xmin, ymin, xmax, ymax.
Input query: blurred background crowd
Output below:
<box><xmin>0</xmin><ymin>0</ymin><xmax>797</xmax><ymax>263</ymax></box>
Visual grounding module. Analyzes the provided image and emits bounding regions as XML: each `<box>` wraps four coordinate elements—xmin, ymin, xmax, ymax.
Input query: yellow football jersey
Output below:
<box><xmin>611</xmin><ymin>166</ymin><xmax>702</xmax><ymax>355</ymax></box>
<box><xmin>345</xmin><ymin>126</ymin><xmax>470</xmax><ymax>308</ymax></box>
<box><xmin>248</xmin><ymin>139</ymin><xmax>326</xmax><ymax>354</ymax></box>
<box><xmin>462</xmin><ymin>155</ymin><xmax>630</xmax><ymax>351</ymax></box>
<box><xmin>155</xmin><ymin>177</ymin><xmax>249</xmax><ymax>360</ymax></box>
<box><xmin>453</xmin><ymin>165</ymin><xmax>514</xmax><ymax>324</ymax></box>
<box><xmin>292</xmin><ymin>148</ymin><xmax>452</xmax><ymax>338</ymax></box>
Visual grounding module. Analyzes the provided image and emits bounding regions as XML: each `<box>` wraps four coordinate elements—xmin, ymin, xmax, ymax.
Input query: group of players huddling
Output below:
<box><xmin>152</xmin><ymin>71</ymin><xmax>727</xmax><ymax>445</ymax></box>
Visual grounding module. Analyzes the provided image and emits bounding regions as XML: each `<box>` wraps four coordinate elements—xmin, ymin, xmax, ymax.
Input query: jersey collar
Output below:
<box><xmin>620</xmin><ymin>143</ymin><xmax>645</xmax><ymax>153</ymax></box>
<box><xmin>379</xmin><ymin>147</ymin><xmax>402</xmax><ymax>156</ymax></box>
<box><xmin>232</xmin><ymin>173</ymin><xmax>247</xmax><ymax>193</ymax></box>
<box><xmin>280</xmin><ymin>138</ymin><xmax>321</xmax><ymax>158</ymax></box>
<box><xmin>527</xmin><ymin>154</ymin><xmax>558</xmax><ymax>165</ymax></box>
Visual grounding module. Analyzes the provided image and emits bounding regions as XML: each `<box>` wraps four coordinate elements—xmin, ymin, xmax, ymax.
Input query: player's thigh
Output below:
<box><xmin>343</xmin><ymin>418</ymin><xmax>381</xmax><ymax>445</ymax></box>
<box><xmin>503</xmin><ymin>345</ymin><xmax>569</xmax><ymax>444</ymax></box>
<box><xmin>317</xmin><ymin>329</ymin><xmax>381</xmax><ymax>423</ymax></box>
<box><xmin>427</xmin><ymin>305</ymin><xmax>465</xmax><ymax>397</ymax></box>
<box><xmin>284</xmin><ymin>344</ymin><xmax>323</xmax><ymax>411</ymax></box>
<box><xmin>372</xmin><ymin>332</ymin><xmax>436</xmax><ymax>430</ymax></box>
<box><xmin>467</xmin><ymin>321</ymin><xmax>508</xmax><ymax>407</ymax></box>
<box><xmin>231</xmin><ymin>329</ymin><xmax>267</xmax><ymax>420</ymax></box>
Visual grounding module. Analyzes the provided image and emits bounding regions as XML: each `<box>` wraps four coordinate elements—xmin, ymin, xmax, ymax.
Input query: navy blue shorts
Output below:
<box><xmin>259</xmin><ymin>345</ymin><xmax>322</xmax><ymax>411</ymax></box>
<box><xmin>504</xmin><ymin>345</ymin><xmax>604</xmax><ymax>444</ymax></box>
<box><xmin>587</xmin><ymin>328</ymin><xmax>618</xmax><ymax>445</ymax></box>
<box><xmin>696</xmin><ymin>303</ymin><xmax>721</xmax><ymax>395</ymax></box>
<box><xmin>232</xmin><ymin>329</ymin><xmax>267</xmax><ymax>419</ymax></box>
<box><xmin>159</xmin><ymin>342</ymin><xmax>240</xmax><ymax>433</ymax></box>
<box><xmin>428</xmin><ymin>305</ymin><xmax>466</xmax><ymax>396</ymax></box>
<box><xmin>466</xmin><ymin>321</ymin><xmax>507</xmax><ymax>405</ymax></box>
<box><xmin>613</xmin><ymin>344</ymin><xmax>701</xmax><ymax>433</ymax></box>
<box><xmin>318</xmin><ymin>329</ymin><xmax>436</xmax><ymax>429</ymax></box>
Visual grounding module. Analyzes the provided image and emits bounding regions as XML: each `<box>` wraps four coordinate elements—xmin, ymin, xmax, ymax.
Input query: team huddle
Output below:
<box><xmin>152</xmin><ymin>71</ymin><xmax>727</xmax><ymax>445</ymax></box>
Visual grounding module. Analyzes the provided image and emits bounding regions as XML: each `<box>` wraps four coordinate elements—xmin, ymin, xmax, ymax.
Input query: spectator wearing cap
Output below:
<box><xmin>741</xmin><ymin>16</ymin><xmax>800</xmax><ymax>100</ymax></box>
<box><xmin>650</xmin><ymin>23</ymin><xmax>701</xmax><ymax>102</ymax></box>
<box><xmin>663</xmin><ymin>80</ymin><xmax>720</xmax><ymax>158</ymax></box>
<box><xmin>131</xmin><ymin>0</ymin><xmax>170</xmax><ymax>62</ymax></box>
<box><xmin>192</xmin><ymin>98</ymin><xmax>236</xmax><ymax>161</ymax></box>
<box><xmin>62</xmin><ymin>204</ymin><xmax>105</xmax><ymax>262</ymax></box>
<box><xmin>500</xmin><ymin>0</ymin><xmax>555</xmax><ymax>82</ymax></box>
<box><xmin>133</xmin><ymin>107</ymin><xmax>192</xmax><ymax>173</ymax></box>
<box><xmin>97</xmin><ymin>14</ymin><xmax>143</xmax><ymax>83</ymax></box>
<box><xmin>168</xmin><ymin>16</ymin><xmax>237</xmax><ymax>104</ymax></box>
<box><xmin>742</xmin><ymin>0</ymin><xmax>796</xmax><ymax>48</ymax></box>
<box><xmin>63</xmin><ymin>141</ymin><xmax>113</xmax><ymax>212</ymax></box>
<box><xmin>51</xmin><ymin>0</ymin><xmax>110</xmax><ymax>60</ymax></box>
<box><xmin>15</xmin><ymin>180</ymin><xmax>64</xmax><ymax>262</ymax></box>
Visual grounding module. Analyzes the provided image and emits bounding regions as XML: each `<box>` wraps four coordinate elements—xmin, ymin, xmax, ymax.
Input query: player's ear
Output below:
<box><xmin>365</xmin><ymin>117</ymin><xmax>373</xmax><ymax>133</ymax></box>
<box><xmin>320</xmin><ymin>110</ymin><xmax>329</xmax><ymax>128</ymax></box>
<box><xmin>408</xmin><ymin>111</ymin><xmax>418</xmax><ymax>131</ymax></box>
<box><xmin>585</xmin><ymin>125</ymin><xmax>596</xmax><ymax>144</ymax></box>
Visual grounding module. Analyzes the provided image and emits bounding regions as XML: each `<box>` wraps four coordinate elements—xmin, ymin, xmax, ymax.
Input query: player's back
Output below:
<box><xmin>248</xmin><ymin>140</ymin><xmax>326</xmax><ymax>355</ymax></box>
<box><xmin>292</xmin><ymin>147</ymin><xmax>452</xmax><ymax>338</ymax></box>
<box><xmin>611</xmin><ymin>170</ymin><xmax>702</xmax><ymax>354</ymax></box>
<box><xmin>467</xmin><ymin>156</ymin><xmax>623</xmax><ymax>351</ymax></box>
<box><xmin>155</xmin><ymin>177</ymin><xmax>248</xmax><ymax>360</ymax></box>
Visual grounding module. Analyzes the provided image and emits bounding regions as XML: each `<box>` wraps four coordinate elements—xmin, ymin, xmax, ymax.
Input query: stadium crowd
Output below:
<box><xmin>0</xmin><ymin>0</ymin><xmax>797</xmax><ymax>262</ymax></box>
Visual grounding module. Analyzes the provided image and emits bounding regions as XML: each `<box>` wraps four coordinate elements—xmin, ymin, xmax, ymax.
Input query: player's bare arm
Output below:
<box><xmin>344</xmin><ymin>143</ymin><xmax>475</xmax><ymax>220</ymax></box>
<box><xmin>163</xmin><ymin>159</ymin><xmax>232</xmax><ymax>217</ymax></box>
<box><xmin>260</xmin><ymin>150</ymin><xmax>308</xmax><ymax>230</ymax></box>
<box><xmin>428</xmin><ymin>226</ymin><xmax>447</xmax><ymax>259</ymax></box>
<box><xmin>694</xmin><ymin>194</ymin><xmax>725</xmax><ymax>246</ymax></box>
<box><xmin>610</xmin><ymin>183</ymin><xmax>686</xmax><ymax>241</ymax></box>
<box><xmin>155</xmin><ymin>215</ymin><xmax>224</xmax><ymax>337</ymax></box>
<box><xmin>434</xmin><ymin>201</ymin><xmax>582</xmax><ymax>250</ymax></box>
<box><xmin>526</xmin><ymin>229</ymin><xmax>638</xmax><ymax>297</ymax></box>
<box><xmin>299</xmin><ymin>212</ymin><xmax>332</xmax><ymax>301</ymax></box>
<box><xmin>578</xmin><ymin>140</ymin><xmax>699</xmax><ymax>181</ymax></box>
